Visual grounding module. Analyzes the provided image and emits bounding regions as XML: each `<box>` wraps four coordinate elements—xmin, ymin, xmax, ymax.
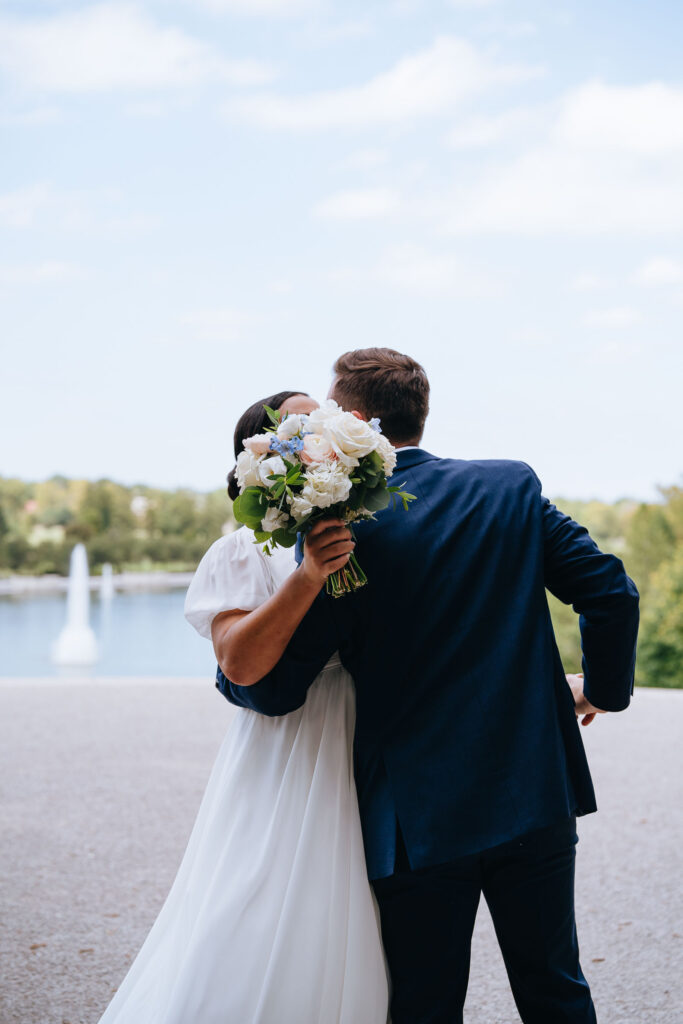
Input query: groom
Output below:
<box><xmin>216</xmin><ymin>348</ymin><xmax>639</xmax><ymax>1023</ymax></box>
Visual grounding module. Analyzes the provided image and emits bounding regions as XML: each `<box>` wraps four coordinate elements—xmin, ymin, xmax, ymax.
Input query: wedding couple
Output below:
<box><xmin>98</xmin><ymin>347</ymin><xmax>639</xmax><ymax>1024</ymax></box>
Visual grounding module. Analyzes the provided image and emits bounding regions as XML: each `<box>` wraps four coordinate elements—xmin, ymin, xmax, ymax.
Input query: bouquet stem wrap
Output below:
<box><xmin>324</xmin><ymin>530</ymin><xmax>368</xmax><ymax>598</ymax></box>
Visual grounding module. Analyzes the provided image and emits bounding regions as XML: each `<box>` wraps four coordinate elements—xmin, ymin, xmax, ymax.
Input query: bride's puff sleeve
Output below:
<box><xmin>183</xmin><ymin>531</ymin><xmax>271</xmax><ymax>640</ymax></box>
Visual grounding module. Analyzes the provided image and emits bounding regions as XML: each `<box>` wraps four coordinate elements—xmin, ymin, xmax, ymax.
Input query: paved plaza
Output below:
<box><xmin>1</xmin><ymin>680</ymin><xmax>681</xmax><ymax>1024</ymax></box>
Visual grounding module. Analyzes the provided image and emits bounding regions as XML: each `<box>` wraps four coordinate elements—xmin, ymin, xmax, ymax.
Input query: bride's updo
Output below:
<box><xmin>226</xmin><ymin>391</ymin><xmax>310</xmax><ymax>502</ymax></box>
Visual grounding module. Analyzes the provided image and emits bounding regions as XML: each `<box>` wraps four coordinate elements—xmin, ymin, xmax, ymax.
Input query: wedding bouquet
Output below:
<box><xmin>232</xmin><ymin>400</ymin><xmax>416</xmax><ymax>597</ymax></box>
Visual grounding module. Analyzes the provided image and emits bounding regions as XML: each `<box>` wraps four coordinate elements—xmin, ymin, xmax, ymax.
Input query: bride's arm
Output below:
<box><xmin>211</xmin><ymin>520</ymin><xmax>353</xmax><ymax>687</ymax></box>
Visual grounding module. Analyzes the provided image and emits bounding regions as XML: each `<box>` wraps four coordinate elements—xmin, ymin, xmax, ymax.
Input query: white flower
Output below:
<box><xmin>323</xmin><ymin>412</ymin><xmax>380</xmax><ymax>468</ymax></box>
<box><xmin>235</xmin><ymin>449</ymin><xmax>262</xmax><ymax>490</ymax></box>
<box><xmin>306</xmin><ymin>399</ymin><xmax>342</xmax><ymax>435</ymax></box>
<box><xmin>301</xmin><ymin>464</ymin><xmax>352</xmax><ymax>509</ymax></box>
<box><xmin>261</xmin><ymin>506</ymin><xmax>290</xmax><ymax>533</ymax></box>
<box><xmin>258</xmin><ymin>455</ymin><xmax>287</xmax><ymax>488</ymax></box>
<box><xmin>277</xmin><ymin>414</ymin><xmax>302</xmax><ymax>441</ymax></box>
<box><xmin>243</xmin><ymin>433</ymin><xmax>273</xmax><ymax>456</ymax></box>
<box><xmin>289</xmin><ymin>493</ymin><xmax>314</xmax><ymax>522</ymax></box>
<box><xmin>375</xmin><ymin>434</ymin><xmax>397</xmax><ymax>476</ymax></box>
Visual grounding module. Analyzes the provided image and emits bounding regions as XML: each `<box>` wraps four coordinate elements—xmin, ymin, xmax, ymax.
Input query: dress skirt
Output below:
<box><xmin>97</xmin><ymin>655</ymin><xmax>389</xmax><ymax>1024</ymax></box>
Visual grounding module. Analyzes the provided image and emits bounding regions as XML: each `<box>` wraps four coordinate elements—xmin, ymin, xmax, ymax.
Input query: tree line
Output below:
<box><xmin>0</xmin><ymin>474</ymin><xmax>681</xmax><ymax>688</ymax></box>
<box><xmin>0</xmin><ymin>475</ymin><xmax>233</xmax><ymax>576</ymax></box>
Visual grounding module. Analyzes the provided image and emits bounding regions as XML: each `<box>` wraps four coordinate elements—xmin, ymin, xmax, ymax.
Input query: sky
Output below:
<box><xmin>1</xmin><ymin>0</ymin><xmax>682</xmax><ymax>501</ymax></box>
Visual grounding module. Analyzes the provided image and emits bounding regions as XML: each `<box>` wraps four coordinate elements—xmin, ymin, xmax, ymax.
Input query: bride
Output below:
<box><xmin>96</xmin><ymin>390</ymin><xmax>389</xmax><ymax>1024</ymax></box>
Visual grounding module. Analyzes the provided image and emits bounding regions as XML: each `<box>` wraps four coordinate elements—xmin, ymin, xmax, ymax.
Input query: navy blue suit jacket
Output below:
<box><xmin>216</xmin><ymin>450</ymin><xmax>639</xmax><ymax>880</ymax></box>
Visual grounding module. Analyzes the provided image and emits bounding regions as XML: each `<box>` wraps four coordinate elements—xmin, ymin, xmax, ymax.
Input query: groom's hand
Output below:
<box><xmin>566</xmin><ymin>673</ymin><xmax>606</xmax><ymax>727</ymax></box>
<box><xmin>301</xmin><ymin>519</ymin><xmax>355</xmax><ymax>588</ymax></box>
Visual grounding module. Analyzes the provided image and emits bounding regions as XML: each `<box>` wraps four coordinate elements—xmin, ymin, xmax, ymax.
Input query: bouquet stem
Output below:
<box><xmin>326</xmin><ymin>550</ymin><xmax>367</xmax><ymax>598</ymax></box>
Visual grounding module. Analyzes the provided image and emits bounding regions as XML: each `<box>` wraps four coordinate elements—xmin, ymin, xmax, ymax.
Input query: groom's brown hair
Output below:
<box><xmin>331</xmin><ymin>347</ymin><xmax>430</xmax><ymax>444</ymax></box>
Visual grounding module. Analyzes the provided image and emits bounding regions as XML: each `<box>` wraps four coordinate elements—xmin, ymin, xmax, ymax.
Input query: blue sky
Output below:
<box><xmin>1</xmin><ymin>0</ymin><xmax>682</xmax><ymax>500</ymax></box>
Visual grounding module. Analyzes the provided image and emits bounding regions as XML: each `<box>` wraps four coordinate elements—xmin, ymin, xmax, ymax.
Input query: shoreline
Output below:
<box><xmin>0</xmin><ymin>570</ymin><xmax>195</xmax><ymax>597</ymax></box>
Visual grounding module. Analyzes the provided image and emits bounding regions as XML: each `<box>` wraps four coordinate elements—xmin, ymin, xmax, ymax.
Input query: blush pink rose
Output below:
<box><xmin>243</xmin><ymin>434</ymin><xmax>273</xmax><ymax>456</ymax></box>
<box><xmin>300</xmin><ymin>433</ymin><xmax>336</xmax><ymax>466</ymax></box>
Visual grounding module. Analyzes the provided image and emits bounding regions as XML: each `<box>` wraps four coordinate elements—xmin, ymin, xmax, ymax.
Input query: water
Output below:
<box><xmin>0</xmin><ymin>588</ymin><xmax>217</xmax><ymax>677</ymax></box>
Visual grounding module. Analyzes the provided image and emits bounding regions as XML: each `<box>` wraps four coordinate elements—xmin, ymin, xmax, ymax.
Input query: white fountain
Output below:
<box><xmin>52</xmin><ymin>543</ymin><xmax>98</xmax><ymax>666</ymax></box>
<box><xmin>100</xmin><ymin>562</ymin><xmax>115</xmax><ymax>601</ymax></box>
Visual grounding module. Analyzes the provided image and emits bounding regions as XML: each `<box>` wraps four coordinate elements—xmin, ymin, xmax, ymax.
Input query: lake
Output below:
<box><xmin>0</xmin><ymin>587</ymin><xmax>217</xmax><ymax>677</ymax></box>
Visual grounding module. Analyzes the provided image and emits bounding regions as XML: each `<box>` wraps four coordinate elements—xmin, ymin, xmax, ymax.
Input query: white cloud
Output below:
<box><xmin>587</xmin><ymin>339</ymin><xmax>644</xmax><ymax>366</ymax></box>
<box><xmin>583</xmin><ymin>307</ymin><xmax>641</xmax><ymax>329</ymax></box>
<box><xmin>0</xmin><ymin>183</ymin><xmax>51</xmax><ymax>228</ymax></box>
<box><xmin>444</xmin><ymin>148</ymin><xmax>683</xmax><ymax>234</ymax></box>
<box><xmin>571</xmin><ymin>273</ymin><xmax>612</xmax><ymax>292</ymax></box>
<box><xmin>0</xmin><ymin>261</ymin><xmax>87</xmax><ymax>287</ymax></box>
<box><xmin>446</xmin><ymin>104</ymin><xmax>543</xmax><ymax>148</ymax></box>
<box><xmin>314</xmin><ymin>188</ymin><xmax>400</xmax><ymax>220</ymax></box>
<box><xmin>0</xmin><ymin>105</ymin><xmax>63</xmax><ymax>126</ymax></box>
<box><xmin>0</xmin><ymin>182</ymin><xmax>158</xmax><ymax>236</ymax></box>
<box><xmin>296</xmin><ymin>76</ymin><xmax>683</xmax><ymax>238</ymax></box>
<box><xmin>440</xmin><ymin>80</ymin><xmax>683</xmax><ymax>235</ymax></box>
<box><xmin>554</xmin><ymin>80</ymin><xmax>683</xmax><ymax>155</ymax></box>
<box><xmin>196</xmin><ymin>0</ymin><xmax>318</xmax><ymax>14</ymax></box>
<box><xmin>477</xmin><ymin>19</ymin><xmax>538</xmax><ymax>39</ymax></box>
<box><xmin>633</xmin><ymin>258</ymin><xmax>683</xmax><ymax>286</ymax></box>
<box><xmin>339</xmin><ymin>148</ymin><xmax>390</xmax><ymax>170</ymax></box>
<box><xmin>329</xmin><ymin>242</ymin><xmax>496</xmax><ymax>297</ymax></box>
<box><xmin>226</xmin><ymin>35</ymin><xmax>539</xmax><ymax>130</ymax></box>
<box><xmin>182</xmin><ymin>308</ymin><xmax>267</xmax><ymax>342</ymax></box>
<box><xmin>373</xmin><ymin>243</ymin><xmax>494</xmax><ymax>295</ymax></box>
<box><xmin>447</xmin><ymin>0</ymin><xmax>500</xmax><ymax>7</ymax></box>
<box><xmin>0</xmin><ymin>4</ymin><xmax>275</xmax><ymax>93</ymax></box>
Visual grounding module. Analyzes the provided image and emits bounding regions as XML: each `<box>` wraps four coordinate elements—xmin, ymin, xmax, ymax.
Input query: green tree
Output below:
<box><xmin>79</xmin><ymin>480</ymin><xmax>136</xmax><ymax>534</ymax></box>
<box><xmin>659</xmin><ymin>484</ymin><xmax>683</xmax><ymax>541</ymax></box>
<box><xmin>637</xmin><ymin>545</ymin><xmax>683</xmax><ymax>689</ymax></box>
<box><xmin>625</xmin><ymin>504</ymin><xmax>675</xmax><ymax>601</ymax></box>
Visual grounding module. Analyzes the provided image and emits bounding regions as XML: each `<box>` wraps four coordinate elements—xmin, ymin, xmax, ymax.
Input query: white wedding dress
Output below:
<box><xmin>97</xmin><ymin>528</ymin><xmax>389</xmax><ymax>1024</ymax></box>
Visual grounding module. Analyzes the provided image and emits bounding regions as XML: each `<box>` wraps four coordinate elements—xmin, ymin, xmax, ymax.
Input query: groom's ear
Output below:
<box><xmin>351</xmin><ymin>409</ymin><xmax>367</xmax><ymax>422</ymax></box>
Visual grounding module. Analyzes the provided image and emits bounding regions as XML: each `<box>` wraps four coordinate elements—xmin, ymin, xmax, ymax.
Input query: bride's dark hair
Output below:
<box><xmin>226</xmin><ymin>391</ymin><xmax>310</xmax><ymax>502</ymax></box>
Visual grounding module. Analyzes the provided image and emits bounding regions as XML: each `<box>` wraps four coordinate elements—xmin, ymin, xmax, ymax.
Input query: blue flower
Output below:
<box><xmin>270</xmin><ymin>437</ymin><xmax>304</xmax><ymax>458</ymax></box>
<box><xmin>369</xmin><ymin>417</ymin><xmax>381</xmax><ymax>432</ymax></box>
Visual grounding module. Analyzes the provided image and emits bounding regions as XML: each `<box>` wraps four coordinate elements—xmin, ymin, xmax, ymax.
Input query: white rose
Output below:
<box><xmin>375</xmin><ymin>434</ymin><xmax>397</xmax><ymax>477</ymax></box>
<box><xmin>277</xmin><ymin>414</ymin><xmax>302</xmax><ymax>441</ymax></box>
<box><xmin>261</xmin><ymin>506</ymin><xmax>290</xmax><ymax>533</ymax></box>
<box><xmin>289</xmin><ymin>493</ymin><xmax>314</xmax><ymax>522</ymax></box>
<box><xmin>306</xmin><ymin>399</ymin><xmax>342</xmax><ymax>436</ymax></box>
<box><xmin>258</xmin><ymin>455</ymin><xmax>287</xmax><ymax>488</ymax></box>
<box><xmin>235</xmin><ymin>449</ymin><xmax>262</xmax><ymax>490</ymax></box>
<box><xmin>301</xmin><ymin>464</ymin><xmax>352</xmax><ymax>509</ymax></box>
<box><xmin>323</xmin><ymin>412</ymin><xmax>380</xmax><ymax>468</ymax></box>
<box><xmin>243</xmin><ymin>433</ymin><xmax>273</xmax><ymax>456</ymax></box>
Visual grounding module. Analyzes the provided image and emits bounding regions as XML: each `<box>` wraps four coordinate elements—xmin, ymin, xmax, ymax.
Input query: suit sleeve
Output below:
<box><xmin>526</xmin><ymin>465</ymin><xmax>640</xmax><ymax>712</ymax></box>
<box><xmin>215</xmin><ymin>584</ymin><xmax>342</xmax><ymax>717</ymax></box>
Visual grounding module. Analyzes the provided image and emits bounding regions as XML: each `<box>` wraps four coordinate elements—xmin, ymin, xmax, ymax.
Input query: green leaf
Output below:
<box><xmin>233</xmin><ymin>488</ymin><xmax>269</xmax><ymax>528</ymax></box>
<box><xmin>347</xmin><ymin>485</ymin><xmax>365</xmax><ymax>511</ymax></box>
<box><xmin>271</xmin><ymin>528</ymin><xmax>297</xmax><ymax>548</ymax></box>
<box><xmin>263</xmin><ymin>405</ymin><xmax>281</xmax><ymax>427</ymax></box>
<box><xmin>364</xmin><ymin>450</ymin><xmax>383</xmax><ymax>473</ymax></box>
<box><xmin>363</xmin><ymin>485</ymin><xmax>391</xmax><ymax>512</ymax></box>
